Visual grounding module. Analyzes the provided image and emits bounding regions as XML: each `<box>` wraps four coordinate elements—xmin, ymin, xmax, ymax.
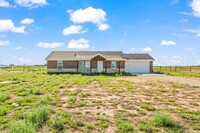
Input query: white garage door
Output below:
<box><xmin>125</xmin><ymin>61</ymin><xmax>150</xmax><ymax>74</ymax></box>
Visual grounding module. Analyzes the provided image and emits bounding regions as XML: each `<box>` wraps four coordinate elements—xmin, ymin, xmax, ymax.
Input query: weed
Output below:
<box><xmin>140</xmin><ymin>102</ymin><xmax>156</xmax><ymax>111</ymax></box>
<box><xmin>0</xmin><ymin>107</ymin><xmax>8</xmax><ymax>116</ymax></box>
<box><xmin>151</xmin><ymin>112</ymin><xmax>180</xmax><ymax>128</ymax></box>
<box><xmin>9</xmin><ymin>120</ymin><xmax>35</xmax><ymax>133</ymax></box>
<box><xmin>0</xmin><ymin>92</ymin><xmax>10</xmax><ymax>102</ymax></box>
<box><xmin>87</xmin><ymin>124</ymin><xmax>94</xmax><ymax>130</ymax></box>
<box><xmin>116</xmin><ymin>120</ymin><xmax>135</xmax><ymax>133</ymax></box>
<box><xmin>25</xmin><ymin>106</ymin><xmax>50</xmax><ymax>129</ymax></box>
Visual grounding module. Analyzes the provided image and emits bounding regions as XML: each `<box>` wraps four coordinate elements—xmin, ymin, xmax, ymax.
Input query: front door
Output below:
<box><xmin>97</xmin><ymin>61</ymin><xmax>103</xmax><ymax>72</ymax></box>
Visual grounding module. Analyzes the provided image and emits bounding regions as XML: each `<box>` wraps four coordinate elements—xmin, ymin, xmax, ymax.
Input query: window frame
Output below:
<box><xmin>85</xmin><ymin>61</ymin><xmax>90</xmax><ymax>68</ymax></box>
<box><xmin>111</xmin><ymin>61</ymin><xmax>117</xmax><ymax>69</ymax></box>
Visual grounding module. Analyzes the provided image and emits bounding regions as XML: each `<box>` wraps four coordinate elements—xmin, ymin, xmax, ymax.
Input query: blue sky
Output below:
<box><xmin>0</xmin><ymin>0</ymin><xmax>200</xmax><ymax>66</ymax></box>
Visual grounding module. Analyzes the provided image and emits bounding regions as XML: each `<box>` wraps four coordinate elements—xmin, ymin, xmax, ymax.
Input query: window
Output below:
<box><xmin>111</xmin><ymin>61</ymin><xmax>117</xmax><ymax>69</ymax></box>
<box><xmin>79</xmin><ymin>61</ymin><xmax>84</xmax><ymax>68</ymax></box>
<box><xmin>57</xmin><ymin>60</ymin><xmax>63</xmax><ymax>69</ymax></box>
<box><xmin>85</xmin><ymin>61</ymin><xmax>90</xmax><ymax>68</ymax></box>
<box><xmin>79</xmin><ymin>61</ymin><xmax>90</xmax><ymax>68</ymax></box>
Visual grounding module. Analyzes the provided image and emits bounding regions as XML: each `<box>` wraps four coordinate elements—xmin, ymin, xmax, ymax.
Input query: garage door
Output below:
<box><xmin>125</xmin><ymin>61</ymin><xmax>150</xmax><ymax>74</ymax></box>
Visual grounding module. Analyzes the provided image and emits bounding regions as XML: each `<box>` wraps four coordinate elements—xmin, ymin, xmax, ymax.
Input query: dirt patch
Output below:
<box><xmin>121</xmin><ymin>74</ymin><xmax>200</xmax><ymax>87</ymax></box>
<box><xmin>0</xmin><ymin>81</ymin><xmax>13</xmax><ymax>84</ymax></box>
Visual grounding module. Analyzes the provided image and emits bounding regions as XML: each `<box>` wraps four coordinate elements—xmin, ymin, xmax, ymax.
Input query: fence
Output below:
<box><xmin>1</xmin><ymin>66</ymin><xmax>47</xmax><ymax>72</ymax></box>
<box><xmin>154</xmin><ymin>66</ymin><xmax>200</xmax><ymax>73</ymax></box>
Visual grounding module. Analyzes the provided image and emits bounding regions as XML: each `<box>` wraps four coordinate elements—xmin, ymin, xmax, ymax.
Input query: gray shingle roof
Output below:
<box><xmin>45</xmin><ymin>51</ymin><xmax>154</xmax><ymax>61</ymax></box>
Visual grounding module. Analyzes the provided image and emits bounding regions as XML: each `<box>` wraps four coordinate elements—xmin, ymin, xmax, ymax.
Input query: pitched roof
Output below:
<box><xmin>123</xmin><ymin>54</ymin><xmax>155</xmax><ymax>60</ymax></box>
<box><xmin>45</xmin><ymin>51</ymin><xmax>154</xmax><ymax>61</ymax></box>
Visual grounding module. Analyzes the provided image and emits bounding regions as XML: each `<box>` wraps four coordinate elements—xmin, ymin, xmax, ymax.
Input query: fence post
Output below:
<box><xmin>175</xmin><ymin>66</ymin><xmax>177</xmax><ymax>72</ymax></box>
<box><xmin>190</xmin><ymin>66</ymin><xmax>192</xmax><ymax>72</ymax></box>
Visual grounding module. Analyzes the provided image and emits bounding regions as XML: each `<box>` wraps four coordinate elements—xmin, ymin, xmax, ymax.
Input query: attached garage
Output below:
<box><xmin>125</xmin><ymin>60</ymin><xmax>150</xmax><ymax>74</ymax></box>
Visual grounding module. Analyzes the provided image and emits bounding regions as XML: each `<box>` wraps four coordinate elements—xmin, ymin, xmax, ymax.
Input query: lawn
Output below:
<box><xmin>0</xmin><ymin>71</ymin><xmax>200</xmax><ymax>133</ymax></box>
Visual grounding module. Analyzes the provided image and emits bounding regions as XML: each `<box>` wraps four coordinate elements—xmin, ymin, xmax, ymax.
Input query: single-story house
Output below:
<box><xmin>45</xmin><ymin>51</ymin><xmax>154</xmax><ymax>74</ymax></box>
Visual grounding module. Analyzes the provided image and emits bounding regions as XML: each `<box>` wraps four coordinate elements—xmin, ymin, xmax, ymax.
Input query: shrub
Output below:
<box><xmin>0</xmin><ymin>107</ymin><xmax>8</xmax><ymax>116</ymax></box>
<box><xmin>140</xmin><ymin>102</ymin><xmax>156</xmax><ymax>111</ymax></box>
<box><xmin>0</xmin><ymin>92</ymin><xmax>10</xmax><ymax>102</ymax></box>
<box><xmin>151</xmin><ymin>112</ymin><xmax>180</xmax><ymax>128</ymax></box>
<box><xmin>116</xmin><ymin>120</ymin><xmax>135</xmax><ymax>133</ymax></box>
<box><xmin>9</xmin><ymin>120</ymin><xmax>35</xmax><ymax>133</ymax></box>
<box><xmin>52</xmin><ymin>115</ymin><xmax>65</xmax><ymax>131</ymax></box>
<box><xmin>25</xmin><ymin>106</ymin><xmax>50</xmax><ymax>129</ymax></box>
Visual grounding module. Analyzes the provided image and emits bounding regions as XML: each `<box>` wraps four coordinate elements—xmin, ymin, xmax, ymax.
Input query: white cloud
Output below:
<box><xmin>170</xmin><ymin>56</ymin><xmax>185</xmax><ymax>64</ymax></box>
<box><xmin>144</xmin><ymin>19</ymin><xmax>151</xmax><ymax>23</ymax></box>
<box><xmin>67</xmin><ymin>38</ymin><xmax>89</xmax><ymax>49</ymax></box>
<box><xmin>68</xmin><ymin>7</ymin><xmax>110</xmax><ymax>31</ymax></box>
<box><xmin>130</xmin><ymin>47</ymin><xmax>152</xmax><ymax>52</ymax></box>
<box><xmin>20</xmin><ymin>18</ymin><xmax>34</xmax><ymax>25</ymax></box>
<box><xmin>179</xmin><ymin>18</ymin><xmax>188</xmax><ymax>23</ymax></box>
<box><xmin>37</xmin><ymin>42</ymin><xmax>64</xmax><ymax>48</ymax></box>
<box><xmin>190</xmin><ymin>0</ymin><xmax>200</xmax><ymax>17</ymax></box>
<box><xmin>184</xmin><ymin>47</ymin><xmax>194</xmax><ymax>51</ymax></box>
<box><xmin>63</xmin><ymin>25</ymin><xmax>87</xmax><ymax>36</ymax></box>
<box><xmin>98</xmin><ymin>23</ymin><xmax>110</xmax><ymax>31</ymax></box>
<box><xmin>142</xmin><ymin>47</ymin><xmax>152</xmax><ymax>52</ymax></box>
<box><xmin>0</xmin><ymin>0</ymin><xmax>9</xmax><ymax>7</ymax></box>
<box><xmin>160</xmin><ymin>40</ymin><xmax>176</xmax><ymax>46</ymax></box>
<box><xmin>14</xmin><ymin>0</ymin><xmax>47</xmax><ymax>8</ymax></box>
<box><xmin>184</xmin><ymin>29</ymin><xmax>200</xmax><ymax>37</ymax></box>
<box><xmin>0</xmin><ymin>40</ymin><xmax>9</xmax><ymax>46</ymax></box>
<box><xmin>17</xmin><ymin>57</ymin><xmax>31</xmax><ymax>64</ymax></box>
<box><xmin>15</xmin><ymin>46</ymin><xmax>22</xmax><ymax>50</ymax></box>
<box><xmin>0</xmin><ymin>19</ymin><xmax>26</xmax><ymax>33</ymax></box>
<box><xmin>177</xmin><ymin>12</ymin><xmax>191</xmax><ymax>16</ymax></box>
<box><xmin>12</xmin><ymin>26</ymin><xmax>26</xmax><ymax>33</ymax></box>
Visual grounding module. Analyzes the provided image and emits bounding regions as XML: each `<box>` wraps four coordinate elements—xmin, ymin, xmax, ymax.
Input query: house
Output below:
<box><xmin>45</xmin><ymin>51</ymin><xmax>154</xmax><ymax>74</ymax></box>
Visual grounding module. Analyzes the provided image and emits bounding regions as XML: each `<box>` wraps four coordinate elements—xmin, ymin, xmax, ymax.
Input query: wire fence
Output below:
<box><xmin>154</xmin><ymin>66</ymin><xmax>200</xmax><ymax>72</ymax></box>
<box><xmin>0</xmin><ymin>66</ymin><xmax>47</xmax><ymax>72</ymax></box>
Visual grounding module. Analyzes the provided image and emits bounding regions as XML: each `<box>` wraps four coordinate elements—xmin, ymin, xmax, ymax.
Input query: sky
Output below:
<box><xmin>0</xmin><ymin>0</ymin><xmax>200</xmax><ymax>66</ymax></box>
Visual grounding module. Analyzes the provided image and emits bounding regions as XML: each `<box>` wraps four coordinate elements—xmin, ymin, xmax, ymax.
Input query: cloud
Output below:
<box><xmin>160</xmin><ymin>40</ymin><xmax>176</xmax><ymax>46</ymax></box>
<box><xmin>15</xmin><ymin>46</ymin><xmax>22</xmax><ymax>50</ymax></box>
<box><xmin>142</xmin><ymin>47</ymin><xmax>152</xmax><ymax>52</ymax></box>
<box><xmin>172</xmin><ymin>0</ymin><xmax>180</xmax><ymax>4</ymax></box>
<box><xmin>14</xmin><ymin>0</ymin><xmax>47</xmax><ymax>8</ymax></box>
<box><xmin>68</xmin><ymin>7</ymin><xmax>110</xmax><ymax>31</ymax></box>
<box><xmin>170</xmin><ymin>56</ymin><xmax>185</xmax><ymax>64</ymax></box>
<box><xmin>179</xmin><ymin>18</ymin><xmax>188</xmax><ymax>23</ymax></box>
<box><xmin>177</xmin><ymin>12</ymin><xmax>191</xmax><ymax>16</ymax></box>
<box><xmin>98</xmin><ymin>23</ymin><xmax>110</xmax><ymax>31</ymax></box>
<box><xmin>37</xmin><ymin>42</ymin><xmax>64</xmax><ymax>48</ymax></box>
<box><xmin>130</xmin><ymin>47</ymin><xmax>152</xmax><ymax>52</ymax></box>
<box><xmin>144</xmin><ymin>19</ymin><xmax>151</xmax><ymax>23</ymax></box>
<box><xmin>0</xmin><ymin>19</ymin><xmax>26</xmax><ymax>33</ymax></box>
<box><xmin>0</xmin><ymin>40</ymin><xmax>9</xmax><ymax>46</ymax></box>
<box><xmin>0</xmin><ymin>0</ymin><xmax>9</xmax><ymax>7</ymax></box>
<box><xmin>17</xmin><ymin>57</ymin><xmax>31</xmax><ymax>64</ymax></box>
<box><xmin>184</xmin><ymin>47</ymin><xmax>194</xmax><ymax>51</ymax></box>
<box><xmin>190</xmin><ymin>0</ymin><xmax>200</xmax><ymax>17</ymax></box>
<box><xmin>20</xmin><ymin>18</ymin><xmax>34</xmax><ymax>25</ymax></box>
<box><xmin>184</xmin><ymin>29</ymin><xmax>200</xmax><ymax>37</ymax></box>
<box><xmin>67</xmin><ymin>38</ymin><xmax>89</xmax><ymax>49</ymax></box>
<box><xmin>63</xmin><ymin>25</ymin><xmax>87</xmax><ymax>36</ymax></box>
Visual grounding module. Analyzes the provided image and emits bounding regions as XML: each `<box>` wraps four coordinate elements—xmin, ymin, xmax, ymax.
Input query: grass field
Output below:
<box><xmin>0</xmin><ymin>70</ymin><xmax>200</xmax><ymax>133</ymax></box>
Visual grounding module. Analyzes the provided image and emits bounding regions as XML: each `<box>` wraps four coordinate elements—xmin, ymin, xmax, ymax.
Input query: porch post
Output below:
<box><xmin>119</xmin><ymin>61</ymin><xmax>120</xmax><ymax>73</ymax></box>
<box><xmin>105</xmin><ymin>61</ymin><xmax>107</xmax><ymax>73</ymax></box>
<box><xmin>90</xmin><ymin>61</ymin><xmax>92</xmax><ymax>73</ymax></box>
<box><xmin>77</xmin><ymin>61</ymin><xmax>79</xmax><ymax>73</ymax></box>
